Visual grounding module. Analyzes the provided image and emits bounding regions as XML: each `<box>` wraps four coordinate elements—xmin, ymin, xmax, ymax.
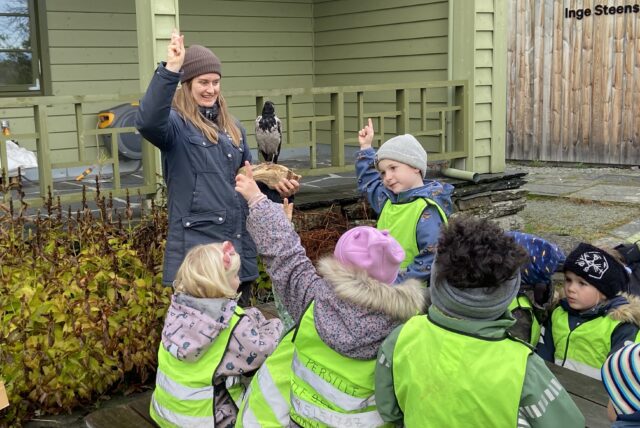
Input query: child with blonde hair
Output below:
<box><xmin>150</xmin><ymin>242</ymin><xmax>283</xmax><ymax>428</ymax></box>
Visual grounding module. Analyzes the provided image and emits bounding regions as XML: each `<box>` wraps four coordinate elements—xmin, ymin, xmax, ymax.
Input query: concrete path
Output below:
<box><xmin>508</xmin><ymin>163</ymin><xmax>640</xmax><ymax>246</ymax></box>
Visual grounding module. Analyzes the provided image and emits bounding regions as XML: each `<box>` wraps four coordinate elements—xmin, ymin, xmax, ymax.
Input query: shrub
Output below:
<box><xmin>0</xmin><ymin>184</ymin><xmax>170</xmax><ymax>425</ymax></box>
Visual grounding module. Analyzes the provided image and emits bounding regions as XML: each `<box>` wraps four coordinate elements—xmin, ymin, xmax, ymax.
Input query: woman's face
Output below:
<box><xmin>190</xmin><ymin>73</ymin><xmax>221</xmax><ymax>107</ymax></box>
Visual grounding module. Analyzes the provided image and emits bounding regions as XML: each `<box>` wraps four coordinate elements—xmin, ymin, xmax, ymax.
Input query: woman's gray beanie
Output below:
<box><xmin>375</xmin><ymin>134</ymin><xmax>428</xmax><ymax>178</ymax></box>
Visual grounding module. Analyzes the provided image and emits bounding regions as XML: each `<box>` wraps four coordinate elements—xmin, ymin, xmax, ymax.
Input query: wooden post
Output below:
<box><xmin>135</xmin><ymin>0</ymin><xmax>178</xmax><ymax>195</ymax></box>
<box><xmin>330</xmin><ymin>92</ymin><xmax>344</xmax><ymax>167</ymax></box>
<box><xmin>450</xmin><ymin>0</ymin><xmax>476</xmax><ymax>172</ymax></box>
<box><xmin>491</xmin><ymin>0</ymin><xmax>508</xmax><ymax>172</ymax></box>
<box><xmin>395</xmin><ymin>89</ymin><xmax>409</xmax><ymax>135</ymax></box>
<box><xmin>34</xmin><ymin>104</ymin><xmax>52</xmax><ymax>197</ymax></box>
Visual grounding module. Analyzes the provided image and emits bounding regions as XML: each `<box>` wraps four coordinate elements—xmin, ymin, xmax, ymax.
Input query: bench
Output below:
<box><xmin>546</xmin><ymin>362</ymin><xmax>610</xmax><ymax>428</ymax></box>
<box><xmin>84</xmin><ymin>363</ymin><xmax>609</xmax><ymax>427</ymax></box>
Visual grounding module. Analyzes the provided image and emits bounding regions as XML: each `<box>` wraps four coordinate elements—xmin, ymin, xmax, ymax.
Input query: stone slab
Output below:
<box><xmin>610</xmin><ymin>219</ymin><xmax>640</xmax><ymax>241</ymax></box>
<box><xmin>522</xmin><ymin>183</ymin><xmax>584</xmax><ymax>196</ymax></box>
<box><xmin>567</xmin><ymin>185</ymin><xmax>640</xmax><ymax>204</ymax></box>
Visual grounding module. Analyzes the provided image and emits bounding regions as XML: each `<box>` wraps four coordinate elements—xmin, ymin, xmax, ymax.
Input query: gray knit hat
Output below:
<box><xmin>375</xmin><ymin>134</ymin><xmax>428</xmax><ymax>178</ymax></box>
<box><xmin>181</xmin><ymin>45</ymin><xmax>222</xmax><ymax>83</ymax></box>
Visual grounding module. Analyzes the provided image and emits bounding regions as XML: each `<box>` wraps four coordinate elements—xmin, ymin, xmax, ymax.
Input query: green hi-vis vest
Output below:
<box><xmin>289</xmin><ymin>302</ymin><xmax>391</xmax><ymax>427</ymax></box>
<box><xmin>236</xmin><ymin>329</ymin><xmax>296</xmax><ymax>428</ymax></box>
<box><xmin>509</xmin><ymin>295</ymin><xmax>542</xmax><ymax>346</ymax></box>
<box><xmin>377</xmin><ymin>198</ymin><xmax>448</xmax><ymax>269</ymax></box>
<box><xmin>393</xmin><ymin>315</ymin><xmax>531</xmax><ymax>428</ymax></box>
<box><xmin>150</xmin><ymin>306</ymin><xmax>245</xmax><ymax>427</ymax></box>
<box><xmin>551</xmin><ymin>307</ymin><xmax>640</xmax><ymax>380</ymax></box>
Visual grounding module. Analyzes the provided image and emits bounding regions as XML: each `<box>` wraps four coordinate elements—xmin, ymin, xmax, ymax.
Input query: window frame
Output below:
<box><xmin>0</xmin><ymin>0</ymin><xmax>49</xmax><ymax>96</ymax></box>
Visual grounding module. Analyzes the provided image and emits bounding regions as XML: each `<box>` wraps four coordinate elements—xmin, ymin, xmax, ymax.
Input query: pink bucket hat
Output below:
<box><xmin>334</xmin><ymin>226</ymin><xmax>405</xmax><ymax>284</ymax></box>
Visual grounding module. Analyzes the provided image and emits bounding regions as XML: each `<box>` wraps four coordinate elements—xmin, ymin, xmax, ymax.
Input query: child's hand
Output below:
<box><xmin>235</xmin><ymin>161</ymin><xmax>263</xmax><ymax>202</ymax></box>
<box><xmin>358</xmin><ymin>118</ymin><xmax>374</xmax><ymax>149</ymax></box>
<box><xmin>274</xmin><ymin>178</ymin><xmax>300</xmax><ymax>199</ymax></box>
<box><xmin>166</xmin><ymin>28</ymin><xmax>185</xmax><ymax>73</ymax></box>
<box><xmin>283</xmin><ymin>198</ymin><xmax>294</xmax><ymax>221</ymax></box>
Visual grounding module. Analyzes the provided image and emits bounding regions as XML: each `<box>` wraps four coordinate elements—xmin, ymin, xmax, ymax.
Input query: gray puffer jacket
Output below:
<box><xmin>135</xmin><ymin>63</ymin><xmax>255</xmax><ymax>284</ymax></box>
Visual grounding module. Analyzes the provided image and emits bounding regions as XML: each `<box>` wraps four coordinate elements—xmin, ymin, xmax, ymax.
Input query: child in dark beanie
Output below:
<box><xmin>375</xmin><ymin>216</ymin><xmax>584</xmax><ymax>427</ymax></box>
<box><xmin>537</xmin><ymin>242</ymin><xmax>640</xmax><ymax>380</ymax></box>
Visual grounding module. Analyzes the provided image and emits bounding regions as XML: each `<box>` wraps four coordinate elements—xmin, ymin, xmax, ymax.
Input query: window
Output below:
<box><xmin>0</xmin><ymin>0</ymin><xmax>45</xmax><ymax>95</ymax></box>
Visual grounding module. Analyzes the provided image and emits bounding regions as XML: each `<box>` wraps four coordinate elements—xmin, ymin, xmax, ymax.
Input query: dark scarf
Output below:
<box><xmin>198</xmin><ymin>103</ymin><xmax>219</xmax><ymax>123</ymax></box>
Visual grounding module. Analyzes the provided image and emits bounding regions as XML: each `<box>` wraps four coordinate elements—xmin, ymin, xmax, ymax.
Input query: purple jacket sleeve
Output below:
<box><xmin>246</xmin><ymin>198</ymin><xmax>328</xmax><ymax>323</ymax></box>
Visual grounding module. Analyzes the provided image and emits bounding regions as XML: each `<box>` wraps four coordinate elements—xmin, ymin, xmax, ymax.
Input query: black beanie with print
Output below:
<box><xmin>563</xmin><ymin>243</ymin><xmax>629</xmax><ymax>299</ymax></box>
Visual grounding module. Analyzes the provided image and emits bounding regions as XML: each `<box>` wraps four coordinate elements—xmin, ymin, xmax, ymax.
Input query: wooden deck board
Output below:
<box><xmin>546</xmin><ymin>362</ymin><xmax>610</xmax><ymax>427</ymax></box>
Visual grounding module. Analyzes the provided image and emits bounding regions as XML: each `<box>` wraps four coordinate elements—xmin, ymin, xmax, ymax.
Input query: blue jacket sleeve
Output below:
<box><xmin>396</xmin><ymin>205</ymin><xmax>444</xmax><ymax>284</ymax></box>
<box><xmin>536</xmin><ymin>317</ymin><xmax>556</xmax><ymax>361</ymax></box>
<box><xmin>135</xmin><ymin>63</ymin><xmax>182</xmax><ymax>152</ymax></box>
<box><xmin>610</xmin><ymin>322</ymin><xmax>640</xmax><ymax>354</ymax></box>
<box><xmin>355</xmin><ymin>148</ymin><xmax>388</xmax><ymax>213</ymax></box>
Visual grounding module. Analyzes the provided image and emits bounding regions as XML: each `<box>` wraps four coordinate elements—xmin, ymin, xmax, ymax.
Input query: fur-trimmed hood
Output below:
<box><xmin>317</xmin><ymin>256</ymin><xmax>425</xmax><ymax>321</ymax></box>
<box><xmin>608</xmin><ymin>293</ymin><xmax>640</xmax><ymax>325</ymax></box>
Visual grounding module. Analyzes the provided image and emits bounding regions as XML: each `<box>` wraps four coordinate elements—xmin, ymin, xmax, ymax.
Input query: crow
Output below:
<box><xmin>255</xmin><ymin>101</ymin><xmax>282</xmax><ymax>163</ymax></box>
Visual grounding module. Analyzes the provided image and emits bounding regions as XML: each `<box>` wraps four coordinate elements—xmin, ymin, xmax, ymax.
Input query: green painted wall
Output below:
<box><xmin>179</xmin><ymin>0</ymin><xmax>315</xmax><ymax>147</ymax></box>
<box><xmin>312</xmin><ymin>0</ymin><xmax>450</xmax><ymax>151</ymax></box>
<box><xmin>1</xmin><ymin>0</ymin><xmax>507</xmax><ymax>173</ymax></box>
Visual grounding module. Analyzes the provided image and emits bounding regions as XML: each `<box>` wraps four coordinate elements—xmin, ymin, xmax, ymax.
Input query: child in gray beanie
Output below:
<box><xmin>375</xmin><ymin>215</ymin><xmax>585</xmax><ymax>427</ymax></box>
<box><xmin>355</xmin><ymin>118</ymin><xmax>454</xmax><ymax>285</ymax></box>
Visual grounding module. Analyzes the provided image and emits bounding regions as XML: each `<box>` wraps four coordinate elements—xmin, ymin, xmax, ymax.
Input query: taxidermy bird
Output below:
<box><xmin>255</xmin><ymin>101</ymin><xmax>282</xmax><ymax>163</ymax></box>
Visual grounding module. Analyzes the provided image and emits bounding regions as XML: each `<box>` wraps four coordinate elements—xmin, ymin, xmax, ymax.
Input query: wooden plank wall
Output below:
<box><xmin>507</xmin><ymin>0</ymin><xmax>640</xmax><ymax>165</ymax></box>
<box><xmin>312</xmin><ymin>0</ymin><xmax>450</xmax><ymax>151</ymax></box>
<box><xmin>180</xmin><ymin>0</ymin><xmax>315</xmax><ymax>146</ymax></box>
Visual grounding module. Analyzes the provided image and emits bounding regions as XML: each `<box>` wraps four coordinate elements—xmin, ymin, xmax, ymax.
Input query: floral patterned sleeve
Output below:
<box><xmin>215</xmin><ymin>307</ymin><xmax>283</xmax><ymax>377</ymax></box>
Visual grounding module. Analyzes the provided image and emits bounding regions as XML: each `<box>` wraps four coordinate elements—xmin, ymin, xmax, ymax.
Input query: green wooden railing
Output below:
<box><xmin>0</xmin><ymin>80</ymin><xmax>469</xmax><ymax>206</ymax></box>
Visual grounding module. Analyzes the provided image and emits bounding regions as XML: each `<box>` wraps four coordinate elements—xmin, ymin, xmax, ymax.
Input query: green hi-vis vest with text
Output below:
<box><xmin>377</xmin><ymin>198</ymin><xmax>448</xmax><ymax>269</ymax></box>
<box><xmin>149</xmin><ymin>306</ymin><xmax>245</xmax><ymax>427</ymax></box>
<box><xmin>289</xmin><ymin>302</ymin><xmax>392</xmax><ymax>428</ymax></box>
<box><xmin>393</xmin><ymin>315</ymin><xmax>530</xmax><ymax>428</ymax></box>
<box><xmin>509</xmin><ymin>295</ymin><xmax>542</xmax><ymax>346</ymax></box>
<box><xmin>551</xmin><ymin>306</ymin><xmax>640</xmax><ymax>380</ymax></box>
<box><xmin>236</xmin><ymin>329</ymin><xmax>296</xmax><ymax>427</ymax></box>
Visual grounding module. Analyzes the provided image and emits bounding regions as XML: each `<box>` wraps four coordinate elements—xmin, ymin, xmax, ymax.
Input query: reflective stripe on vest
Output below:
<box><xmin>237</xmin><ymin>329</ymin><xmax>295</xmax><ymax>428</ymax></box>
<box><xmin>509</xmin><ymin>295</ymin><xmax>542</xmax><ymax>346</ymax></box>
<box><xmin>554</xmin><ymin>357</ymin><xmax>602</xmax><ymax>379</ymax></box>
<box><xmin>393</xmin><ymin>314</ymin><xmax>530</xmax><ymax>428</ymax></box>
<box><xmin>551</xmin><ymin>306</ymin><xmax>621</xmax><ymax>380</ymax></box>
<box><xmin>377</xmin><ymin>197</ymin><xmax>448</xmax><ymax>269</ymax></box>
<box><xmin>150</xmin><ymin>306</ymin><xmax>244</xmax><ymax>428</ymax></box>
<box><xmin>290</xmin><ymin>302</ymin><xmax>390</xmax><ymax>428</ymax></box>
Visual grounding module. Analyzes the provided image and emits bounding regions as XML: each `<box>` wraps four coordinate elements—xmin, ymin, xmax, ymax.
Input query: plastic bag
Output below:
<box><xmin>1</xmin><ymin>140</ymin><xmax>38</xmax><ymax>176</ymax></box>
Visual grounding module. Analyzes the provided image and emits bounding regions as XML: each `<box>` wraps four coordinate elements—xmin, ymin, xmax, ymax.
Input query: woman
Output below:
<box><xmin>135</xmin><ymin>30</ymin><xmax>298</xmax><ymax>304</ymax></box>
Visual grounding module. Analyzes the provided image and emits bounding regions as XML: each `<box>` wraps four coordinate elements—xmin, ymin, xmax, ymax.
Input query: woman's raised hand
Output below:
<box><xmin>166</xmin><ymin>28</ymin><xmax>185</xmax><ymax>73</ymax></box>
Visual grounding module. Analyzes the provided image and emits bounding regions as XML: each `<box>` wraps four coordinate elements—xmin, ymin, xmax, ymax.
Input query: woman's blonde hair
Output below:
<box><xmin>172</xmin><ymin>80</ymin><xmax>242</xmax><ymax>147</ymax></box>
<box><xmin>173</xmin><ymin>243</ymin><xmax>241</xmax><ymax>299</ymax></box>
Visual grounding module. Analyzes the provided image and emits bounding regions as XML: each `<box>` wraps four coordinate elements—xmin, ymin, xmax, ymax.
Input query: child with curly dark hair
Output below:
<box><xmin>375</xmin><ymin>216</ymin><xmax>584</xmax><ymax>427</ymax></box>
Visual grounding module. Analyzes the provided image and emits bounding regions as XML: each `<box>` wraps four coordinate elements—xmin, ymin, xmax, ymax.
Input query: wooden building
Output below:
<box><xmin>508</xmin><ymin>0</ymin><xmax>640</xmax><ymax>165</ymax></box>
<box><xmin>0</xmin><ymin>0</ymin><xmax>509</xmax><ymax>203</ymax></box>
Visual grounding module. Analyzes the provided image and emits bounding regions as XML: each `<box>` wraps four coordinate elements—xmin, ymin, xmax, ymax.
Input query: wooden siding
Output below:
<box><xmin>312</xmin><ymin>0</ymin><xmax>450</xmax><ymax>151</ymax></box>
<box><xmin>507</xmin><ymin>0</ymin><xmax>640</xmax><ymax>165</ymax></box>
<box><xmin>180</xmin><ymin>0</ymin><xmax>314</xmax><ymax>147</ymax></box>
